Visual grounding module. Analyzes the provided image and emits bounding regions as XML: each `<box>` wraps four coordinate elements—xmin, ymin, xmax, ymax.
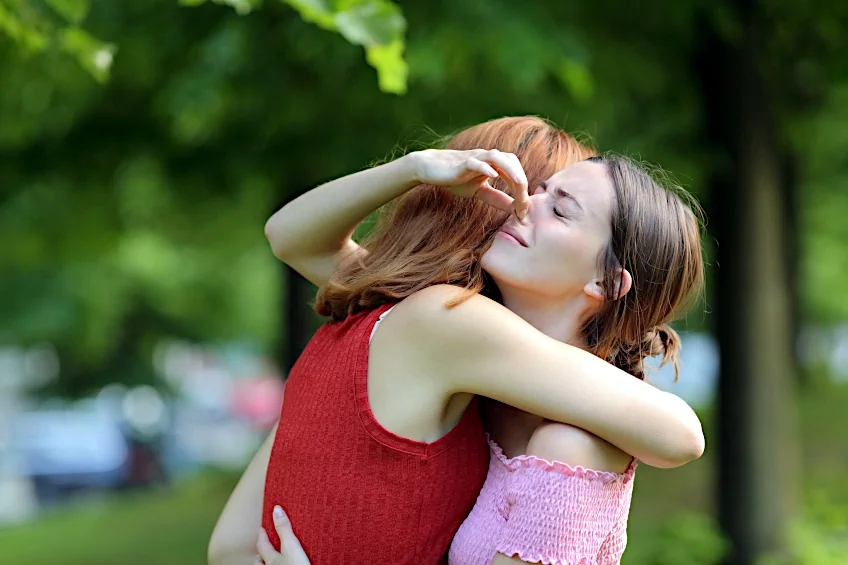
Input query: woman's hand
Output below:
<box><xmin>409</xmin><ymin>149</ymin><xmax>530</xmax><ymax>220</ymax></box>
<box><xmin>255</xmin><ymin>506</ymin><xmax>310</xmax><ymax>565</ymax></box>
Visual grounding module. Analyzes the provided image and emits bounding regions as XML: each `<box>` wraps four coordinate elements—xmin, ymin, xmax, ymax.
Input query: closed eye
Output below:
<box><xmin>553</xmin><ymin>206</ymin><xmax>571</xmax><ymax>219</ymax></box>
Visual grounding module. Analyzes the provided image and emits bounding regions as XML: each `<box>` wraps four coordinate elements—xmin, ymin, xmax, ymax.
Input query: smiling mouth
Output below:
<box><xmin>498</xmin><ymin>228</ymin><xmax>528</xmax><ymax>247</ymax></box>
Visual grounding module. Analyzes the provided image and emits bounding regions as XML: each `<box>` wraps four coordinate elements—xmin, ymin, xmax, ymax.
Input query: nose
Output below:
<box><xmin>519</xmin><ymin>192</ymin><xmax>546</xmax><ymax>222</ymax></box>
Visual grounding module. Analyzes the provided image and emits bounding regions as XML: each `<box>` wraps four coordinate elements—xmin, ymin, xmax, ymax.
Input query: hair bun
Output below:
<box><xmin>607</xmin><ymin>324</ymin><xmax>682</xmax><ymax>381</ymax></box>
<box><xmin>646</xmin><ymin>324</ymin><xmax>682</xmax><ymax>380</ymax></box>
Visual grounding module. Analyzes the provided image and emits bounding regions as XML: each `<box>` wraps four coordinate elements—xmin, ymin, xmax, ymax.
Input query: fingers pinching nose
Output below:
<box><xmin>515</xmin><ymin>201</ymin><xmax>530</xmax><ymax>223</ymax></box>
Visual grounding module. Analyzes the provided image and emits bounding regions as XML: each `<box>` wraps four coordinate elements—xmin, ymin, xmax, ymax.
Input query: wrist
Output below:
<box><xmin>396</xmin><ymin>151</ymin><xmax>425</xmax><ymax>188</ymax></box>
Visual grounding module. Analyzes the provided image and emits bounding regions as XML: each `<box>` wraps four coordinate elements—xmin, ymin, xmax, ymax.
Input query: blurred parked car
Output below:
<box><xmin>11</xmin><ymin>409</ymin><xmax>129</xmax><ymax>505</ymax></box>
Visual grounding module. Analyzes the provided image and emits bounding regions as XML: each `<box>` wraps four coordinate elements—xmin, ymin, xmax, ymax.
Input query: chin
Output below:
<box><xmin>481</xmin><ymin>244</ymin><xmax>512</xmax><ymax>271</ymax></box>
<box><xmin>481</xmin><ymin>268</ymin><xmax>530</xmax><ymax>297</ymax></box>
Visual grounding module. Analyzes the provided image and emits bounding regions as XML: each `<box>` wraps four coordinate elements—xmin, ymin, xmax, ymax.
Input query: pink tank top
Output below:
<box><xmin>449</xmin><ymin>438</ymin><xmax>637</xmax><ymax>565</ymax></box>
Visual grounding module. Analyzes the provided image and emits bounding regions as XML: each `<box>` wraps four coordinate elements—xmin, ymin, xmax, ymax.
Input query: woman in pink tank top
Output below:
<box><xmin>210</xmin><ymin>117</ymin><xmax>705</xmax><ymax>565</ymax></box>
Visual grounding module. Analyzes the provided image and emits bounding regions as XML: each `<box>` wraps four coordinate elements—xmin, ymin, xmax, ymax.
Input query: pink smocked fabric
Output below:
<box><xmin>449</xmin><ymin>438</ymin><xmax>637</xmax><ymax>565</ymax></box>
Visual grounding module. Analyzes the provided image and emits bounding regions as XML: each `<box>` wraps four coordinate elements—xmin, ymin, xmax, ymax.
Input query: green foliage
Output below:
<box><xmin>0</xmin><ymin>0</ymin><xmax>607</xmax><ymax>394</ymax></box>
<box><xmin>0</xmin><ymin>2</ymin><xmax>49</xmax><ymax>51</ymax></box>
<box><xmin>178</xmin><ymin>0</ymin><xmax>262</xmax><ymax>15</ymax></box>
<box><xmin>0</xmin><ymin>0</ymin><xmax>847</xmax><ymax>394</ymax></box>
<box><xmin>180</xmin><ymin>0</ymin><xmax>409</xmax><ymax>93</ymax></box>
<box><xmin>0</xmin><ymin>0</ymin><xmax>115</xmax><ymax>81</ymax></box>
<box><xmin>281</xmin><ymin>0</ymin><xmax>407</xmax><ymax>93</ymax></box>
<box><xmin>783</xmin><ymin>504</ymin><xmax>848</xmax><ymax>565</ymax></box>
<box><xmin>44</xmin><ymin>0</ymin><xmax>90</xmax><ymax>23</ymax></box>
<box><xmin>624</xmin><ymin>512</ymin><xmax>728</xmax><ymax>565</ymax></box>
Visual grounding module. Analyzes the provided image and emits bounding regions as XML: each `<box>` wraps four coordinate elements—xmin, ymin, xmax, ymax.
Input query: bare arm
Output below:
<box><xmin>208</xmin><ymin>423</ymin><xmax>277</xmax><ymax>565</ymax></box>
<box><xmin>264</xmin><ymin>150</ymin><xmax>528</xmax><ymax>287</ymax></box>
<box><xmin>264</xmin><ymin>158</ymin><xmax>419</xmax><ymax>287</ymax></box>
<box><xmin>403</xmin><ymin>286</ymin><xmax>705</xmax><ymax>468</ymax></box>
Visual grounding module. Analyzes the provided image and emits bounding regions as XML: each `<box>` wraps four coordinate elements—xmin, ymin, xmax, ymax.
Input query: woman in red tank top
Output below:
<box><xmin>209</xmin><ymin>117</ymin><xmax>705</xmax><ymax>565</ymax></box>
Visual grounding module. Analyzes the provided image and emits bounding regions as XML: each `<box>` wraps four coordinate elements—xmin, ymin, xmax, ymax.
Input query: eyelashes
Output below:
<box><xmin>554</xmin><ymin>206</ymin><xmax>571</xmax><ymax>219</ymax></box>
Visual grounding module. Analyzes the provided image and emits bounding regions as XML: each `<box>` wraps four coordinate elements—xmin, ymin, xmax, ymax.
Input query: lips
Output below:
<box><xmin>499</xmin><ymin>226</ymin><xmax>528</xmax><ymax>247</ymax></box>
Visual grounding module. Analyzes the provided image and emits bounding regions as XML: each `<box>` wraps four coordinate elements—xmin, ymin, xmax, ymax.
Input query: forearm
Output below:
<box><xmin>208</xmin><ymin>424</ymin><xmax>277</xmax><ymax>565</ymax></box>
<box><xmin>567</xmin><ymin>377</ymin><xmax>704</xmax><ymax>468</ymax></box>
<box><xmin>488</xmin><ymin>341</ymin><xmax>703</xmax><ymax>468</ymax></box>
<box><xmin>413</xmin><ymin>287</ymin><xmax>704</xmax><ymax>468</ymax></box>
<box><xmin>264</xmin><ymin>154</ymin><xmax>420</xmax><ymax>263</ymax></box>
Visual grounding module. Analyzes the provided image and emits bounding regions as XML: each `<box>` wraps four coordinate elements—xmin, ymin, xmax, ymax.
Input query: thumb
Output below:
<box><xmin>273</xmin><ymin>506</ymin><xmax>311</xmax><ymax>565</ymax></box>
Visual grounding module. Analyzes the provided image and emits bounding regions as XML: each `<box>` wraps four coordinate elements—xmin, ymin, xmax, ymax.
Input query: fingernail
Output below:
<box><xmin>273</xmin><ymin>505</ymin><xmax>284</xmax><ymax>519</ymax></box>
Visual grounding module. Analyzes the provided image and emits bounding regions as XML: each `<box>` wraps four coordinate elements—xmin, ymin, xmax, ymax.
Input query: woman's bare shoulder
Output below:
<box><xmin>376</xmin><ymin>285</ymin><xmax>521</xmax><ymax>369</ymax></box>
<box><xmin>391</xmin><ymin>284</ymin><xmax>516</xmax><ymax>329</ymax></box>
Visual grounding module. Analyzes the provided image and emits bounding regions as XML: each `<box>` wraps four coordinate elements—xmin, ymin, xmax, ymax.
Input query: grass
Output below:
<box><xmin>0</xmin><ymin>471</ymin><xmax>239</xmax><ymax>565</ymax></box>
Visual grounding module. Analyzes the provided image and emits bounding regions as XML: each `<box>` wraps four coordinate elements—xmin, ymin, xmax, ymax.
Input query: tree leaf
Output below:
<box><xmin>365</xmin><ymin>38</ymin><xmax>407</xmax><ymax>94</ymax></box>
<box><xmin>58</xmin><ymin>26</ymin><xmax>117</xmax><ymax>83</ymax></box>
<box><xmin>44</xmin><ymin>0</ymin><xmax>91</xmax><ymax>24</ymax></box>
<box><xmin>282</xmin><ymin>0</ymin><xmax>336</xmax><ymax>30</ymax></box>
<box><xmin>280</xmin><ymin>0</ymin><xmax>408</xmax><ymax>93</ymax></box>
<box><xmin>0</xmin><ymin>2</ymin><xmax>49</xmax><ymax>51</ymax></box>
<box><xmin>179</xmin><ymin>0</ymin><xmax>261</xmax><ymax>15</ymax></box>
<box><xmin>334</xmin><ymin>1</ymin><xmax>404</xmax><ymax>46</ymax></box>
<box><xmin>217</xmin><ymin>0</ymin><xmax>261</xmax><ymax>15</ymax></box>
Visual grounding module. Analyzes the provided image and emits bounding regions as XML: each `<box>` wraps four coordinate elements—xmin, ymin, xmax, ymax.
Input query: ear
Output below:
<box><xmin>583</xmin><ymin>268</ymin><xmax>633</xmax><ymax>302</ymax></box>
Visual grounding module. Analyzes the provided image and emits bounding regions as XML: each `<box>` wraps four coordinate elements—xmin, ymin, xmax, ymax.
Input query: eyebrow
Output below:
<box><xmin>542</xmin><ymin>182</ymin><xmax>583</xmax><ymax>211</ymax></box>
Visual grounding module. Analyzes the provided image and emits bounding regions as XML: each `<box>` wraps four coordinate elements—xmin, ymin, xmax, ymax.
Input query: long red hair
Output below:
<box><xmin>315</xmin><ymin>116</ymin><xmax>595</xmax><ymax>319</ymax></box>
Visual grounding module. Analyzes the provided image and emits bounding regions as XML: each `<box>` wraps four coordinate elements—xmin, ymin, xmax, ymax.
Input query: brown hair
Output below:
<box><xmin>582</xmin><ymin>154</ymin><xmax>705</xmax><ymax>381</ymax></box>
<box><xmin>315</xmin><ymin>116</ymin><xmax>595</xmax><ymax>318</ymax></box>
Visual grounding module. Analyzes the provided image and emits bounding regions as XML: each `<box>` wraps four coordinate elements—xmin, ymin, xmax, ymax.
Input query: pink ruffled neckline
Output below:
<box><xmin>488</xmin><ymin>437</ymin><xmax>637</xmax><ymax>484</ymax></box>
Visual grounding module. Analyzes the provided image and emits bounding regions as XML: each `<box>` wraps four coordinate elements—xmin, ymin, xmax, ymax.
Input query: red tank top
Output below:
<box><xmin>262</xmin><ymin>304</ymin><xmax>489</xmax><ymax>564</ymax></box>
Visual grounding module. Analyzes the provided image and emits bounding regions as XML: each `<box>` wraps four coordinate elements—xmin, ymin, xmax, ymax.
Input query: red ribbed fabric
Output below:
<box><xmin>262</xmin><ymin>304</ymin><xmax>489</xmax><ymax>564</ymax></box>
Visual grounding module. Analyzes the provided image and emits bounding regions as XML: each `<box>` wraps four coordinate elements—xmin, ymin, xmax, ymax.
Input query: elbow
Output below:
<box><xmin>688</xmin><ymin>419</ymin><xmax>707</xmax><ymax>461</ymax></box>
<box><xmin>264</xmin><ymin>217</ymin><xmax>290</xmax><ymax>262</ymax></box>
<box><xmin>665</xmin><ymin>424</ymin><xmax>705</xmax><ymax>468</ymax></box>
<box><xmin>643</xmin><ymin>433</ymin><xmax>704</xmax><ymax>469</ymax></box>
<box><xmin>653</xmin><ymin>405</ymin><xmax>706</xmax><ymax>469</ymax></box>
<box><xmin>635</xmin><ymin>392</ymin><xmax>705</xmax><ymax>469</ymax></box>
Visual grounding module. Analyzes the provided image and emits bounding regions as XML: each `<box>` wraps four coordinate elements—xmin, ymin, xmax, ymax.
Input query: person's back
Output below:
<box><xmin>262</xmin><ymin>304</ymin><xmax>489</xmax><ymax>565</ymax></box>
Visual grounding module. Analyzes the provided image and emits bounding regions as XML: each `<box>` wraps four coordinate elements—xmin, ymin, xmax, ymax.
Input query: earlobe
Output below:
<box><xmin>584</xmin><ymin>268</ymin><xmax>633</xmax><ymax>301</ymax></box>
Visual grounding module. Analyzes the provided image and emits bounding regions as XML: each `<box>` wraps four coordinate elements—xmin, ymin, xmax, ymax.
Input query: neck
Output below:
<box><xmin>499</xmin><ymin>287</ymin><xmax>592</xmax><ymax>347</ymax></box>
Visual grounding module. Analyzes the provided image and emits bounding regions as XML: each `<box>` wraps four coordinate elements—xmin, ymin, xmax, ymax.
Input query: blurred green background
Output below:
<box><xmin>1</xmin><ymin>1</ymin><xmax>847</xmax><ymax>564</ymax></box>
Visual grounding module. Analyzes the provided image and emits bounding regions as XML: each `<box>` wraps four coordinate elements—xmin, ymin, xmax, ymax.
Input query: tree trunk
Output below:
<box><xmin>696</xmin><ymin>1</ymin><xmax>800</xmax><ymax>563</ymax></box>
<box><xmin>781</xmin><ymin>153</ymin><xmax>803</xmax><ymax>385</ymax></box>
